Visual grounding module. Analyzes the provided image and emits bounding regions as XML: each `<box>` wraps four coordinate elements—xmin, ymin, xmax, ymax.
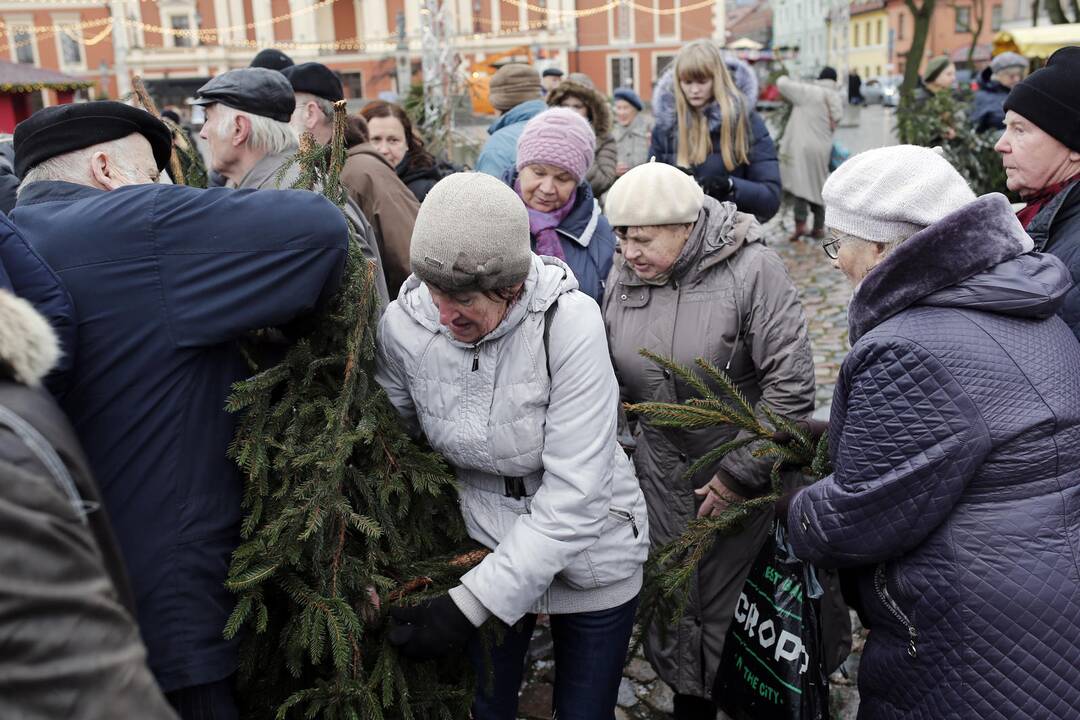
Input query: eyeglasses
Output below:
<box><xmin>822</xmin><ymin>235</ymin><xmax>841</xmax><ymax>260</ymax></box>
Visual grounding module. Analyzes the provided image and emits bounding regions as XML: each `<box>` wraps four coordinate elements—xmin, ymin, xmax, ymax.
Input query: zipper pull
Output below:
<box><xmin>629</xmin><ymin>513</ymin><xmax>639</xmax><ymax>538</ymax></box>
<box><xmin>907</xmin><ymin>626</ymin><xmax>918</xmax><ymax>658</ymax></box>
<box><xmin>471</xmin><ymin>346</ymin><xmax>480</xmax><ymax>372</ymax></box>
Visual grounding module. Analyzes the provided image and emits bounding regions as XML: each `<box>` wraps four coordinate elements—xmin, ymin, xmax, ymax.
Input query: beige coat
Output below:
<box><xmin>777</xmin><ymin>77</ymin><xmax>843</xmax><ymax>206</ymax></box>
<box><xmin>602</xmin><ymin>197</ymin><xmax>816</xmax><ymax>696</ymax></box>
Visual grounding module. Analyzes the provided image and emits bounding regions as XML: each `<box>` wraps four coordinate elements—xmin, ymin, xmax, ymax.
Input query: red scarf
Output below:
<box><xmin>1017</xmin><ymin>173</ymin><xmax>1080</xmax><ymax>229</ymax></box>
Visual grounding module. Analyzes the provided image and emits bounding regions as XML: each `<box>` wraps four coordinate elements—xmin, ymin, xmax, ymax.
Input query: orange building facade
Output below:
<box><xmin>0</xmin><ymin>0</ymin><xmax>724</xmax><ymax>113</ymax></box>
<box><xmin>885</xmin><ymin>0</ymin><xmax>1003</xmax><ymax>77</ymax></box>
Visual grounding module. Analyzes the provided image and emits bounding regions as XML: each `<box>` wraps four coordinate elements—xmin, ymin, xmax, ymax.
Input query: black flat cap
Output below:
<box><xmin>13</xmin><ymin>101</ymin><xmax>172</xmax><ymax>179</ymax></box>
<box><xmin>192</xmin><ymin>68</ymin><xmax>295</xmax><ymax>122</ymax></box>
<box><xmin>282</xmin><ymin>62</ymin><xmax>344</xmax><ymax>102</ymax></box>
<box><xmin>542</xmin><ymin>68</ymin><xmax>564</xmax><ymax>78</ymax></box>
<box><xmin>250</xmin><ymin>48</ymin><xmax>294</xmax><ymax>71</ymax></box>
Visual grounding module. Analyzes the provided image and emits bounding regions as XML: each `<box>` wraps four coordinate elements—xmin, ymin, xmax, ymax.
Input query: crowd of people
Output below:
<box><xmin>1</xmin><ymin>34</ymin><xmax>1079</xmax><ymax>720</ymax></box>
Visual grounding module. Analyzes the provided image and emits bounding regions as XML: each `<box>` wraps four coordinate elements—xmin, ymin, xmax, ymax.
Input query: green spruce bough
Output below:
<box><xmin>628</xmin><ymin>350</ymin><xmax>830</xmax><ymax>626</ymax></box>
<box><xmin>224</xmin><ymin>101</ymin><xmax>477</xmax><ymax>720</ymax></box>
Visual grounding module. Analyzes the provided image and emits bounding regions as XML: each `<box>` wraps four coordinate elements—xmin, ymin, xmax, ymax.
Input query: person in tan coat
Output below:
<box><xmin>777</xmin><ymin>68</ymin><xmax>844</xmax><ymax>241</ymax></box>
<box><xmin>602</xmin><ymin>161</ymin><xmax>818</xmax><ymax>719</ymax></box>
<box><xmin>284</xmin><ymin>62</ymin><xmax>420</xmax><ymax>298</ymax></box>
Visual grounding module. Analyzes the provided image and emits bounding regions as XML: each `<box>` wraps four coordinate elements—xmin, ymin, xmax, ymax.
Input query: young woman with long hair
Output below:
<box><xmin>650</xmin><ymin>40</ymin><xmax>781</xmax><ymax>221</ymax></box>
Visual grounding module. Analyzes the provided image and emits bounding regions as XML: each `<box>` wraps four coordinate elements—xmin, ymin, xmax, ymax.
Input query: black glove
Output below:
<box><xmin>701</xmin><ymin>175</ymin><xmax>734</xmax><ymax>200</ymax></box>
<box><xmin>774</xmin><ymin>487</ymin><xmax>802</xmax><ymax>527</ymax></box>
<box><xmin>387</xmin><ymin>594</ymin><xmax>477</xmax><ymax>661</ymax></box>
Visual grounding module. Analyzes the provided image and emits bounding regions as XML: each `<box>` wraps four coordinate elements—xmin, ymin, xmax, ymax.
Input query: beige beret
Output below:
<box><xmin>604</xmin><ymin>159</ymin><xmax>705</xmax><ymax>227</ymax></box>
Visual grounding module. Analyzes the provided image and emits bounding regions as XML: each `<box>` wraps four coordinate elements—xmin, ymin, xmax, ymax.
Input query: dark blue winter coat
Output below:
<box><xmin>1025</xmin><ymin>178</ymin><xmax>1080</xmax><ymax>341</ymax></box>
<box><xmin>502</xmin><ymin>168</ymin><xmax>616</xmax><ymax>303</ymax></box>
<box><xmin>649</xmin><ymin>66</ymin><xmax>781</xmax><ymax>221</ymax></box>
<box><xmin>11</xmin><ymin>181</ymin><xmax>348</xmax><ymax>693</ymax></box>
<box><xmin>970</xmin><ymin>66</ymin><xmax>1010</xmax><ymax>134</ymax></box>
<box><xmin>788</xmin><ymin>194</ymin><xmax>1080</xmax><ymax>719</ymax></box>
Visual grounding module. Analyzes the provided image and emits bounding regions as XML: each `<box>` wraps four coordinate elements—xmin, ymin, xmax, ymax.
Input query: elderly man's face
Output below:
<box><xmin>199</xmin><ymin>103</ymin><xmax>239</xmax><ymax>174</ymax></box>
<box><xmin>996</xmin><ymin>67</ymin><xmax>1025</xmax><ymax>89</ymax></box>
<box><xmin>996</xmin><ymin>110</ymin><xmax>1080</xmax><ymax>198</ymax></box>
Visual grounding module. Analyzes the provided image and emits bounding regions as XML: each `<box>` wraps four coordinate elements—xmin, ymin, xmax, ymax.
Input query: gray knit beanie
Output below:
<box><xmin>410</xmin><ymin>173</ymin><xmax>532</xmax><ymax>291</ymax></box>
<box><xmin>823</xmin><ymin>145</ymin><xmax>976</xmax><ymax>243</ymax></box>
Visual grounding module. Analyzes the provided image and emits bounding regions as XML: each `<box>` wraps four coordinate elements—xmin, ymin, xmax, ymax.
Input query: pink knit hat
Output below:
<box><xmin>515</xmin><ymin>107</ymin><xmax>596</xmax><ymax>182</ymax></box>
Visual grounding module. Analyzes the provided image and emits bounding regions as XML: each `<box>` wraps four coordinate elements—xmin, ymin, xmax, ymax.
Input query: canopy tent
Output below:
<box><xmin>994</xmin><ymin>25</ymin><xmax>1080</xmax><ymax>58</ymax></box>
<box><xmin>0</xmin><ymin>61</ymin><xmax>93</xmax><ymax>132</ymax></box>
<box><xmin>728</xmin><ymin>37</ymin><xmax>765</xmax><ymax>51</ymax></box>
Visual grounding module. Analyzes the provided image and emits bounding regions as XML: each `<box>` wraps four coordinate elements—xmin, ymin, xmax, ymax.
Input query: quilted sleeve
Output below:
<box><xmin>788</xmin><ymin>337</ymin><xmax>992</xmax><ymax>567</ymax></box>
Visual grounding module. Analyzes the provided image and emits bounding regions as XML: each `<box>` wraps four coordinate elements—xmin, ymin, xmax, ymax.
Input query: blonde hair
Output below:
<box><xmin>673</xmin><ymin>40</ymin><xmax>751</xmax><ymax>170</ymax></box>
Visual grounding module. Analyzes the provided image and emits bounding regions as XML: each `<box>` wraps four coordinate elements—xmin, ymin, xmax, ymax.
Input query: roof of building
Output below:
<box><xmin>850</xmin><ymin>0</ymin><xmax>887</xmax><ymax>16</ymax></box>
<box><xmin>0</xmin><ymin>60</ymin><xmax>94</xmax><ymax>94</ymax></box>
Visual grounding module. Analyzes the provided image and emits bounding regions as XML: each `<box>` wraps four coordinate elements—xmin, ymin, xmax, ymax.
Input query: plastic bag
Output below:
<box><xmin>712</xmin><ymin>522</ymin><xmax>830</xmax><ymax>720</ymax></box>
<box><xmin>829</xmin><ymin>141</ymin><xmax>850</xmax><ymax>172</ymax></box>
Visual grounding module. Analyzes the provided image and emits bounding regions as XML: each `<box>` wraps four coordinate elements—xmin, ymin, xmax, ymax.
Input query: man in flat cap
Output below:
<box><xmin>541</xmin><ymin>66</ymin><xmax>564</xmax><ymax>94</ymax></box>
<box><xmin>996</xmin><ymin>45</ymin><xmax>1080</xmax><ymax>340</ymax></box>
<box><xmin>284</xmin><ymin>61</ymin><xmax>419</xmax><ymax>298</ymax></box>
<box><xmin>197</xmin><ymin>67</ymin><xmax>390</xmax><ymax>304</ymax></box>
<box><xmin>10</xmin><ymin>100</ymin><xmax>349</xmax><ymax>719</ymax></box>
<box><xmin>475</xmin><ymin>63</ymin><xmax>546</xmax><ymax>177</ymax></box>
<box><xmin>972</xmin><ymin>51</ymin><xmax>1030</xmax><ymax>134</ymax></box>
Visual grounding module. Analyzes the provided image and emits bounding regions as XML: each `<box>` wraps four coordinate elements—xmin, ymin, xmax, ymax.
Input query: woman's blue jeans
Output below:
<box><xmin>469</xmin><ymin>595</ymin><xmax>640</xmax><ymax>720</ymax></box>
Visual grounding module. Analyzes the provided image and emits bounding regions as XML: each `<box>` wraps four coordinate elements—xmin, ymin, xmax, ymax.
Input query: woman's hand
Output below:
<box><xmin>695</xmin><ymin>473</ymin><xmax>749</xmax><ymax>518</ymax></box>
<box><xmin>616</xmin><ymin>162</ymin><xmax>630</xmax><ymax>176</ymax></box>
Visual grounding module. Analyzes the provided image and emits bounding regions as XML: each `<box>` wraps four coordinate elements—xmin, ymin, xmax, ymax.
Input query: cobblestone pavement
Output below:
<box><xmin>511</xmin><ymin>215</ymin><xmax>865</xmax><ymax>720</ymax></box>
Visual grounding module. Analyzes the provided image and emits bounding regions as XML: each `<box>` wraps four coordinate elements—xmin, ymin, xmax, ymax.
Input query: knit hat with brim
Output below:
<box><xmin>1003</xmin><ymin>46</ymin><xmax>1080</xmax><ymax>152</ymax></box>
<box><xmin>516</xmin><ymin>108</ymin><xmax>595</xmax><ymax>183</ymax></box>
<box><xmin>923</xmin><ymin>56</ymin><xmax>952</xmax><ymax>84</ymax></box>
<box><xmin>823</xmin><ymin>145</ymin><xmax>976</xmax><ymax>243</ymax></box>
<box><xmin>410</xmin><ymin>173</ymin><xmax>532</xmax><ymax>292</ymax></box>
<box><xmin>489</xmin><ymin>64</ymin><xmax>542</xmax><ymax>112</ymax></box>
<box><xmin>605</xmin><ymin>159</ymin><xmax>704</xmax><ymax>227</ymax></box>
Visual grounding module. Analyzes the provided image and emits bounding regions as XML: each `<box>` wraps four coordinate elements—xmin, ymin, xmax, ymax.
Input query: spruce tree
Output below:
<box><xmin>223</xmin><ymin>101</ymin><xmax>479</xmax><ymax>720</ymax></box>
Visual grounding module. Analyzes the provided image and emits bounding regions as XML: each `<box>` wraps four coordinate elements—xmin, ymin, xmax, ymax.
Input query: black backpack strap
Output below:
<box><xmin>543</xmin><ymin>298</ymin><xmax>559</xmax><ymax>380</ymax></box>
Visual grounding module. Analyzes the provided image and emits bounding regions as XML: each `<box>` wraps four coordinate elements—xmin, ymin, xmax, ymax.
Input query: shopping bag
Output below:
<box><xmin>712</xmin><ymin>522</ymin><xmax>830</xmax><ymax>720</ymax></box>
<box><xmin>829</xmin><ymin>141</ymin><xmax>850</xmax><ymax>172</ymax></box>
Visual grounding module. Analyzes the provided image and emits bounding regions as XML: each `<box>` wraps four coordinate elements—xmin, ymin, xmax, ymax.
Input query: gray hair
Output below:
<box><xmin>213</xmin><ymin>104</ymin><xmax>298</xmax><ymax>156</ymax></box>
<box><xmin>295</xmin><ymin>92</ymin><xmax>335</xmax><ymax>128</ymax></box>
<box><xmin>18</xmin><ymin>136</ymin><xmax>142</xmax><ymax>195</ymax></box>
<box><xmin>831</xmin><ymin>228</ymin><xmax>904</xmax><ymax>256</ymax></box>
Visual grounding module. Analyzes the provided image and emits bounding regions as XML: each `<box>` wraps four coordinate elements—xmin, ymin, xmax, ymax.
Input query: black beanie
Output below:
<box><xmin>818</xmin><ymin>66</ymin><xmax>838</xmax><ymax>81</ymax></box>
<box><xmin>1003</xmin><ymin>45</ymin><xmax>1080</xmax><ymax>152</ymax></box>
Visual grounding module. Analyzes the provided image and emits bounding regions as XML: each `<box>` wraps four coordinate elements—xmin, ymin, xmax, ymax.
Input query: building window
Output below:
<box><xmin>876</xmin><ymin>18</ymin><xmax>883</xmax><ymax>44</ymax></box>
<box><xmin>54</xmin><ymin>15</ymin><xmax>86</xmax><ymax>69</ymax></box>
<box><xmin>13</xmin><ymin>27</ymin><xmax>34</xmax><ymax>64</ymax></box>
<box><xmin>991</xmin><ymin>4</ymin><xmax>1003</xmax><ymax>29</ymax></box>
<box><xmin>853</xmin><ymin>24</ymin><xmax>859</xmax><ymax>47</ymax></box>
<box><xmin>170</xmin><ymin>14</ymin><xmax>194</xmax><ymax>47</ymax></box>
<box><xmin>341</xmin><ymin>71</ymin><xmax>363</xmax><ymax>98</ymax></box>
<box><xmin>654</xmin><ymin>53</ymin><xmax>675</xmax><ymax>81</ymax></box>
<box><xmin>897</xmin><ymin>12</ymin><xmax>904</xmax><ymax>40</ymax></box>
<box><xmin>610</xmin><ymin>55</ymin><xmax>635</xmax><ymax>92</ymax></box>
<box><xmin>955</xmin><ymin>6</ymin><xmax>971</xmax><ymax>32</ymax></box>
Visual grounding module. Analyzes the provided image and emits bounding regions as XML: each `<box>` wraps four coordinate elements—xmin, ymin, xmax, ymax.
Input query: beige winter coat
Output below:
<box><xmin>602</xmin><ymin>196</ymin><xmax>816</xmax><ymax>696</ymax></box>
<box><xmin>777</xmin><ymin>76</ymin><xmax>843</xmax><ymax>206</ymax></box>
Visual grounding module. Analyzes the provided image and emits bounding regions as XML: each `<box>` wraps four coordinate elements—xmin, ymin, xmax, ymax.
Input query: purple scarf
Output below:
<box><xmin>517</xmin><ymin>180</ymin><xmax>575</xmax><ymax>260</ymax></box>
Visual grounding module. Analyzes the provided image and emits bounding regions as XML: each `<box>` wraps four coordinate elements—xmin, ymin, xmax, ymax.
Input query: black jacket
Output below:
<box><xmin>0</xmin><ymin>286</ymin><xmax>177</xmax><ymax>720</ymax></box>
<box><xmin>1026</xmin><ymin>179</ymin><xmax>1080</xmax><ymax>340</ymax></box>
<box><xmin>396</xmin><ymin>154</ymin><xmax>455</xmax><ymax>204</ymax></box>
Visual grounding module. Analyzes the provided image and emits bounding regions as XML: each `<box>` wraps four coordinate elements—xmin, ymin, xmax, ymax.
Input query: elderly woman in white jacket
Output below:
<box><xmin>375</xmin><ymin>172</ymin><xmax>649</xmax><ymax>719</ymax></box>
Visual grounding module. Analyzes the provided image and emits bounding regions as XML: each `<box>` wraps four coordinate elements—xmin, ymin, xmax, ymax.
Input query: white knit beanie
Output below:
<box><xmin>605</xmin><ymin>158</ymin><xmax>705</xmax><ymax>227</ymax></box>
<box><xmin>822</xmin><ymin>145</ymin><xmax>976</xmax><ymax>243</ymax></box>
<box><xmin>410</xmin><ymin>173</ymin><xmax>532</xmax><ymax>291</ymax></box>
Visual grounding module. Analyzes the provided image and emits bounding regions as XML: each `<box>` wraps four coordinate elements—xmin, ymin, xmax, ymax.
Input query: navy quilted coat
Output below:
<box><xmin>788</xmin><ymin>194</ymin><xmax>1080</xmax><ymax>719</ymax></box>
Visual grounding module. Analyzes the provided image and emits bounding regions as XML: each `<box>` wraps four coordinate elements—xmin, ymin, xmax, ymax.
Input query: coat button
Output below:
<box><xmin>663</xmin><ymin>369</ymin><xmax>671</xmax><ymax>379</ymax></box>
<box><xmin>678</xmin><ymin>453</ymin><xmax>688</xmax><ymax>463</ymax></box>
<box><xmin>620</xmin><ymin>294</ymin><xmax>627</xmax><ymax>301</ymax></box>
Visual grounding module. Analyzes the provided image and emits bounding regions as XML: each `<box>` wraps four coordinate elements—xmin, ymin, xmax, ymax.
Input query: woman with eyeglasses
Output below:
<box><xmin>786</xmin><ymin>145</ymin><xmax>1080</xmax><ymax>718</ymax></box>
<box><xmin>601</xmin><ymin>160</ymin><xmax>816</xmax><ymax>719</ymax></box>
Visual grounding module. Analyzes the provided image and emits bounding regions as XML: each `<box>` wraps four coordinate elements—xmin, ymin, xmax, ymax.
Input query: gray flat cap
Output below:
<box><xmin>991</xmin><ymin>52</ymin><xmax>1030</xmax><ymax>74</ymax></box>
<box><xmin>192</xmin><ymin>67</ymin><xmax>295</xmax><ymax>122</ymax></box>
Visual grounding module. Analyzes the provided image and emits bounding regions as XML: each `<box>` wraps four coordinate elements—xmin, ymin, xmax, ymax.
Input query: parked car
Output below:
<box><xmin>861</xmin><ymin>76</ymin><xmax>900</xmax><ymax>107</ymax></box>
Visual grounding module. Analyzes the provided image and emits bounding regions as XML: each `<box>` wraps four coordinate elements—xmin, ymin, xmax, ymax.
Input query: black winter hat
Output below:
<box><xmin>282</xmin><ymin>62</ymin><xmax>344</xmax><ymax>102</ymax></box>
<box><xmin>250</xmin><ymin>48</ymin><xmax>294</xmax><ymax>71</ymax></box>
<box><xmin>13</xmin><ymin>101</ymin><xmax>172</xmax><ymax>179</ymax></box>
<box><xmin>192</xmin><ymin>68</ymin><xmax>296</xmax><ymax>122</ymax></box>
<box><xmin>1003</xmin><ymin>45</ymin><xmax>1080</xmax><ymax>152</ymax></box>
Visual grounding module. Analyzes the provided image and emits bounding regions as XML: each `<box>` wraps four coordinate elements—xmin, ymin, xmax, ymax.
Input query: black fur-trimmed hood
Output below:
<box><xmin>0</xmin><ymin>289</ymin><xmax>59</xmax><ymax>386</ymax></box>
<box><xmin>848</xmin><ymin>193</ymin><xmax>1070</xmax><ymax>342</ymax></box>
